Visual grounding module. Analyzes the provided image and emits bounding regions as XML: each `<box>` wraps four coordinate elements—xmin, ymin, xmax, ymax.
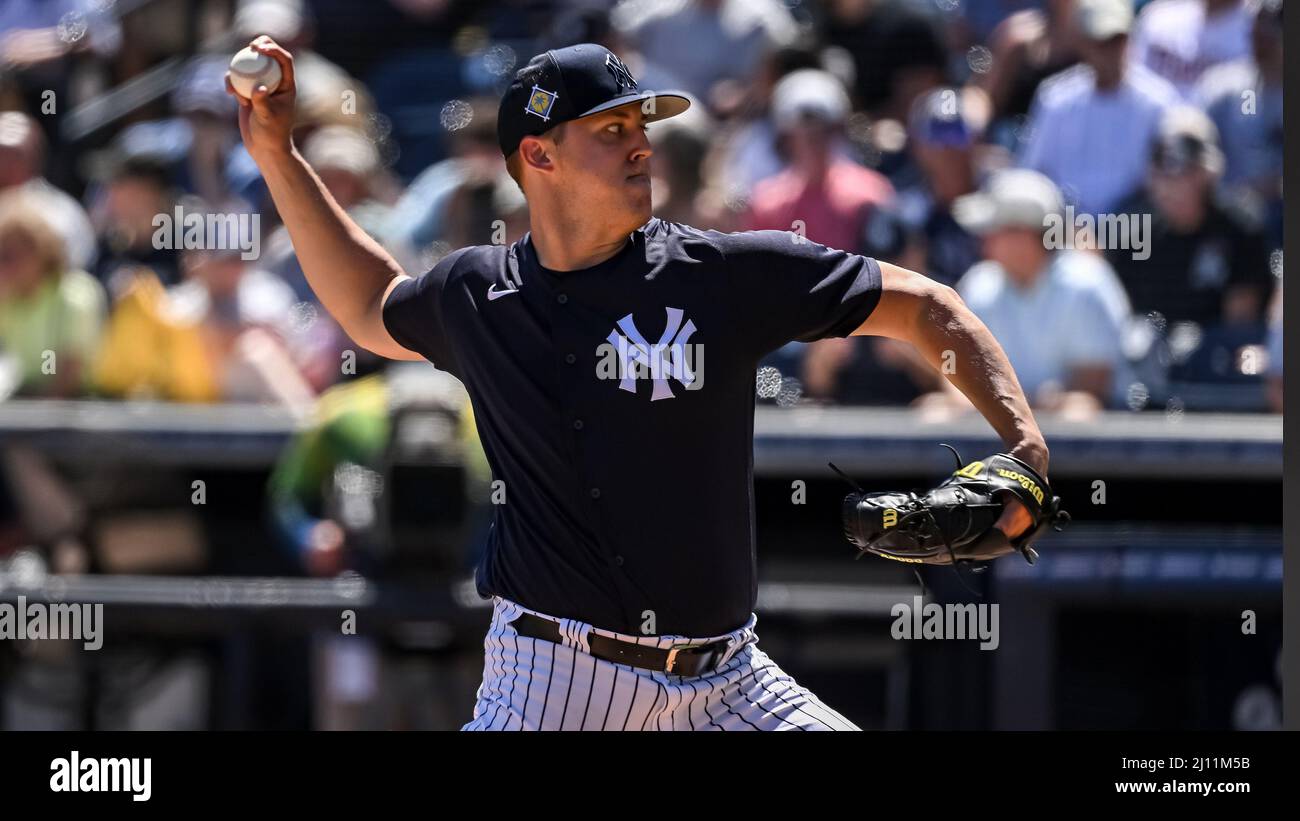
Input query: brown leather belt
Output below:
<box><xmin>509</xmin><ymin>612</ymin><xmax>732</xmax><ymax>677</ymax></box>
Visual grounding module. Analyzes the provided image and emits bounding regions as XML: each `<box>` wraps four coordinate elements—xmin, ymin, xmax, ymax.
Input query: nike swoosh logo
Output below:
<box><xmin>487</xmin><ymin>284</ymin><xmax>519</xmax><ymax>301</ymax></box>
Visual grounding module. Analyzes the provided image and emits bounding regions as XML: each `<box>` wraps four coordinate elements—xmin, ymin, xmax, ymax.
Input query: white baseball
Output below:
<box><xmin>228</xmin><ymin>46</ymin><xmax>283</xmax><ymax>99</ymax></box>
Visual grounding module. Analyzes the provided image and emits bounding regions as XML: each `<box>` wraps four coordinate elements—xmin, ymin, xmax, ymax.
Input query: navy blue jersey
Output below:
<box><xmin>383</xmin><ymin>218</ymin><xmax>883</xmax><ymax>637</ymax></box>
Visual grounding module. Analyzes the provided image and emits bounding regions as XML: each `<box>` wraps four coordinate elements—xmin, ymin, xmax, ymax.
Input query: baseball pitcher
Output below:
<box><xmin>229</xmin><ymin>38</ymin><xmax>1063</xmax><ymax>731</ymax></box>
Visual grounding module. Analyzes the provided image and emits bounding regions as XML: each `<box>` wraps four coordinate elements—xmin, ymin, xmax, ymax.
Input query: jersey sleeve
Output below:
<box><xmin>715</xmin><ymin>229</ymin><xmax>884</xmax><ymax>359</ymax></box>
<box><xmin>381</xmin><ymin>248</ymin><xmax>468</xmax><ymax>373</ymax></box>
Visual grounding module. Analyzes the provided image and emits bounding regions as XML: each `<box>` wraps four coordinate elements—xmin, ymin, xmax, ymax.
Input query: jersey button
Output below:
<box><xmin>572</xmin><ymin>419</ymin><xmax>584</xmax><ymax>431</ymax></box>
<box><xmin>589</xmin><ymin>487</ymin><xmax>602</xmax><ymax>499</ymax></box>
<box><xmin>614</xmin><ymin>555</ymin><xmax>624</xmax><ymax>567</ymax></box>
<box><xmin>556</xmin><ymin>294</ymin><xmax>568</xmax><ymax>305</ymax></box>
<box><xmin>564</xmin><ymin>353</ymin><xmax>576</xmax><ymax>365</ymax></box>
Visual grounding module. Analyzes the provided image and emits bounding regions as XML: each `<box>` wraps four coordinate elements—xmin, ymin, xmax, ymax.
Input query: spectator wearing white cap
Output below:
<box><xmin>1020</xmin><ymin>0</ymin><xmax>1179</xmax><ymax>215</ymax></box>
<box><xmin>0</xmin><ymin>111</ymin><xmax>97</xmax><ymax>273</ymax></box>
<box><xmin>713</xmin><ymin>45</ymin><xmax>828</xmax><ymax>201</ymax></box>
<box><xmin>745</xmin><ymin>69</ymin><xmax>914</xmax><ymax>408</ymax></box>
<box><xmin>918</xmin><ymin>169</ymin><xmax>1133</xmax><ymax>417</ymax></box>
<box><xmin>744</xmin><ymin>69</ymin><xmax>894</xmax><ymax>255</ymax></box>
<box><xmin>1130</xmin><ymin>0</ymin><xmax>1256</xmax><ymax>98</ymax></box>
<box><xmin>0</xmin><ymin>189</ymin><xmax>107</xmax><ymax>398</ymax></box>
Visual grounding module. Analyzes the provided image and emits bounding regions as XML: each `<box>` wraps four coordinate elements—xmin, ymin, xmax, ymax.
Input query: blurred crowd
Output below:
<box><xmin>0</xmin><ymin>0</ymin><xmax>1284</xmax><ymax>415</ymax></box>
<box><xmin>0</xmin><ymin>0</ymin><xmax>1285</xmax><ymax>730</ymax></box>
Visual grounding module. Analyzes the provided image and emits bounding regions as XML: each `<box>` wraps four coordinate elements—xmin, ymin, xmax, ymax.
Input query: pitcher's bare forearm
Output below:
<box><xmin>914</xmin><ymin>291</ymin><xmax>1044</xmax><ymax>462</ymax></box>
<box><xmin>226</xmin><ymin>35</ymin><xmax>417</xmax><ymax>360</ymax></box>
<box><xmin>855</xmin><ymin>261</ymin><xmax>1048</xmax><ymax>471</ymax></box>
<box><xmin>258</xmin><ymin>147</ymin><xmax>417</xmax><ymax>360</ymax></box>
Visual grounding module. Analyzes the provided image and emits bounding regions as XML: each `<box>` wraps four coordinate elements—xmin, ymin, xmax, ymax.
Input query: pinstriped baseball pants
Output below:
<box><xmin>462</xmin><ymin>596</ymin><xmax>860</xmax><ymax>731</ymax></box>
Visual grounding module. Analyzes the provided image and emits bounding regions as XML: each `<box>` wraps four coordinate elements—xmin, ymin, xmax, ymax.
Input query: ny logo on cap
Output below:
<box><xmin>605</xmin><ymin>53</ymin><xmax>638</xmax><ymax>92</ymax></box>
<box><xmin>526</xmin><ymin>85</ymin><xmax>559</xmax><ymax>121</ymax></box>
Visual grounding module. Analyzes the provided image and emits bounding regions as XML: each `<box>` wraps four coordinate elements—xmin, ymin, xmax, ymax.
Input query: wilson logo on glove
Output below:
<box><xmin>832</xmin><ymin>445</ymin><xmax>1070</xmax><ymax>569</ymax></box>
<box><xmin>994</xmin><ymin>468</ymin><xmax>1045</xmax><ymax>504</ymax></box>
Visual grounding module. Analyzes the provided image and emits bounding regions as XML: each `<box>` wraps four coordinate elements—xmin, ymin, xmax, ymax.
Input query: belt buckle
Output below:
<box><xmin>663</xmin><ymin>643</ymin><xmax>689</xmax><ymax>674</ymax></box>
<box><xmin>664</xmin><ymin>640</ymin><xmax>727</xmax><ymax>676</ymax></box>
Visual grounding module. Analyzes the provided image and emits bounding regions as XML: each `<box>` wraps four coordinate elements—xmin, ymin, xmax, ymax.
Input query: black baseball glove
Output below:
<box><xmin>838</xmin><ymin>447</ymin><xmax>1069</xmax><ymax>566</ymax></box>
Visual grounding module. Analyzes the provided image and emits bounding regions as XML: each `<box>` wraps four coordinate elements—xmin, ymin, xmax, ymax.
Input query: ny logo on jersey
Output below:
<box><xmin>600</xmin><ymin>307</ymin><xmax>702</xmax><ymax>400</ymax></box>
<box><xmin>605</xmin><ymin>53</ymin><xmax>638</xmax><ymax>92</ymax></box>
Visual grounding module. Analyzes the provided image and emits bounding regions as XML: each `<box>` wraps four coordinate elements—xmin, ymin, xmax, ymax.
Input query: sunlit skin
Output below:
<box><xmin>185</xmin><ymin>250</ymin><xmax>245</xmax><ymax>301</ymax></box>
<box><xmin>1252</xmin><ymin>11</ymin><xmax>1283</xmax><ymax>82</ymax></box>
<box><xmin>316</xmin><ymin>167</ymin><xmax>369</xmax><ymax>211</ymax></box>
<box><xmin>982</xmin><ymin>227</ymin><xmax>1051</xmax><ymax>287</ymax></box>
<box><xmin>0</xmin><ymin>141</ymin><xmax>37</xmax><ymax>189</ymax></box>
<box><xmin>1148</xmin><ymin>166</ymin><xmax>1210</xmax><ymax>232</ymax></box>
<box><xmin>0</xmin><ymin>231</ymin><xmax>45</xmax><ymax>296</ymax></box>
<box><xmin>1079</xmin><ymin>34</ymin><xmax>1127</xmax><ymax>91</ymax></box>
<box><xmin>0</xmin><ymin>222</ymin><xmax>86</xmax><ymax>396</ymax></box>
<box><xmin>0</xmin><ymin>112</ymin><xmax>42</xmax><ymax>189</ymax></box>
<box><xmin>513</xmin><ymin>104</ymin><xmax>655</xmax><ymax>271</ymax></box>
<box><xmin>783</xmin><ymin>119</ymin><xmax>836</xmax><ymax>179</ymax></box>
<box><xmin>915</xmin><ymin>143</ymin><xmax>976</xmax><ymax>206</ymax></box>
<box><xmin>112</xmin><ymin>180</ymin><xmax>167</xmax><ymax>243</ymax></box>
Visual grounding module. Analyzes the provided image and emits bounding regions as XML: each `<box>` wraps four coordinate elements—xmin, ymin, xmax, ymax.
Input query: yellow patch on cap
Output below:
<box><xmin>525</xmin><ymin>85</ymin><xmax>558</xmax><ymax>121</ymax></box>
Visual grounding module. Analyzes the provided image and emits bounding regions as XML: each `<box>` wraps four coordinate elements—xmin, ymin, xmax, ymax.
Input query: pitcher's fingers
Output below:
<box><xmin>995</xmin><ymin>498</ymin><xmax>1033</xmax><ymax>539</ymax></box>
<box><xmin>224</xmin><ymin>73</ymin><xmax>251</xmax><ymax>107</ymax></box>
<box><xmin>249</xmin><ymin>83</ymin><xmax>275</xmax><ymax>116</ymax></box>
<box><xmin>250</xmin><ymin>39</ymin><xmax>296</xmax><ymax>91</ymax></box>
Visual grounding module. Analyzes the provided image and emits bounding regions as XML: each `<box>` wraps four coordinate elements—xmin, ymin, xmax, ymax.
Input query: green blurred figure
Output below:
<box><xmin>266</xmin><ymin>359</ymin><xmax>491</xmax><ymax>729</ymax></box>
<box><xmin>267</xmin><ymin>360</ymin><xmax>490</xmax><ymax>577</ymax></box>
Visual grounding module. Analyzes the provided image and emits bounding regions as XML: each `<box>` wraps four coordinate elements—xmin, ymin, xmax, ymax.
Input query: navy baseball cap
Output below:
<box><xmin>909</xmin><ymin>88</ymin><xmax>983</xmax><ymax>149</ymax></box>
<box><xmin>496</xmin><ymin>43</ymin><xmax>691</xmax><ymax>159</ymax></box>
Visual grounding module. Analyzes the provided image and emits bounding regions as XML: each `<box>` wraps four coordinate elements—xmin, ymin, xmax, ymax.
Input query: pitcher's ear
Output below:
<box><xmin>519</xmin><ymin>136</ymin><xmax>554</xmax><ymax>175</ymax></box>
